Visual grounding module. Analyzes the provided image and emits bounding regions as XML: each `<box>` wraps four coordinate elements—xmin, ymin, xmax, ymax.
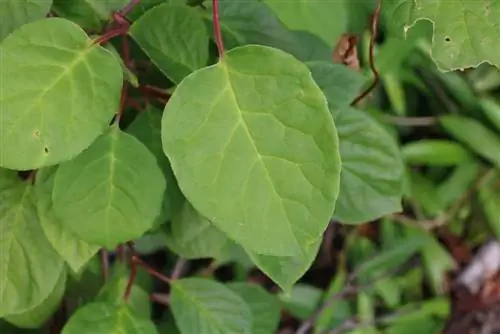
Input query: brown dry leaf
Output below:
<box><xmin>332</xmin><ymin>33</ymin><xmax>360</xmax><ymax>71</ymax></box>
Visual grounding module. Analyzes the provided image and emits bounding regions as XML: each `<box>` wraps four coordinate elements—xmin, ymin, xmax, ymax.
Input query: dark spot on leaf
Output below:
<box><xmin>44</xmin><ymin>146</ymin><xmax>49</xmax><ymax>154</ymax></box>
<box><xmin>445</xmin><ymin>37</ymin><xmax>451</xmax><ymax>42</ymax></box>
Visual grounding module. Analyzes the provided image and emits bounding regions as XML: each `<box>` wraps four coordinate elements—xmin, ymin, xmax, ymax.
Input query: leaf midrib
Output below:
<box><xmin>219</xmin><ymin>62</ymin><xmax>298</xmax><ymax>251</ymax></box>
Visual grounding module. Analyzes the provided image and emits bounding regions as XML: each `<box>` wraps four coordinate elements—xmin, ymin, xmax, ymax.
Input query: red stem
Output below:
<box><xmin>212</xmin><ymin>0</ymin><xmax>225</xmax><ymax>59</ymax></box>
<box><xmin>123</xmin><ymin>256</ymin><xmax>138</xmax><ymax>302</ymax></box>
<box><xmin>351</xmin><ymin>0</ymin><xmax>381</xmax><ymax>106</ymax></box>
<box><xmin>93</xmin><ymin>25</ymin><xmax>129</xmax><ymax>45</ymax></box>
<box><xmin>121</xmin><ymin>0</ymin><xmax>141</xmax><ymax>17</ymax></box>
<box><xmin>123</xmin><ymin>243</ymin><xmax>171</xmax><ymax>302</ymax></box>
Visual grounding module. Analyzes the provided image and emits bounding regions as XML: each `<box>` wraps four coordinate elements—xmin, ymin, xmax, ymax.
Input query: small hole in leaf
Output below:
<box><xmin>445</xmin><ymin>37</ymin><xmax>451</xmax><ymax>42</ymax></box>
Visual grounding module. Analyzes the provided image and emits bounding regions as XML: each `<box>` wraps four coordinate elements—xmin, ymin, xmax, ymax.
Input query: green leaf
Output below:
<box><xmin>170</xmin><ymin>278</ymin><xmax>252</xmax><ymax>334</ymax></box>
<box><xmin>0</xmin><ymin>18</ymin><xmax>123</xmax><ymax>170</ymax></box>
<box><xmin>96</xmin><ymin>263</ymin><xmax>151</xmax><ymax>318</ymax></box>
<box><xmin>354</xmin><ymin>237</ymin><xmax>425</xmax><ymax>279</ymax></box>
<box><xmin>62</xmin><ymin>302</ymin><xmax>157</xmax><ymax>334</ymax></box>
<box><xmin>440</xmin><ymin>115</ymin><xmax>500</xmax><ymax>169</ymax></box>
<box><xmin>315</xmin><ymin>269</ymin><xmax>351</xmax><ymax>333</ymax></box>
<box><xmin>0</xmin><ymin>169</ymin><xmax>65</xmax><ymax>317</ymax></box>
<box><xmin>307</xmin><ymin>62</ymin><xmax>365</xmax><ymax>117</ymax></box>
<box><xmin>127</xmin><ymin>0</ymin><xmax>187</xmax><ymax>21</ymax></box>
<box><xmin>402</xmin><ymin>140</ymin><xmax>472</xmax><ymax>166</ymax></box>
<box><xmin>126</xmin><ymin>108</ymin><xmax>184</xmax><ymax>222</ymax></box>
<box><xmin>164</xmin><ymin>200</ymin><xmax>234</xmax><ymax>260</ymax></box>
<box><xmin>438</xmin><ymin>161</ymin><xmax>479</xmax><ymax>208</ymax></box>
<box><xmin>247</xmin><ymin>238</ymin><xmax>321</xmax><ymax>292</ymax></box>
<box><xmin>227</xmin><ymin>283</ymin><xmax>281</xmax><ymax>334</ymax></box>
<box><xmin>130</xmin><ymin>4</ymin><xmax>209</xmax><ymax>84</ymax></box>
<box><xmin>405</xmin><ymin>227</ymin><xmax>456</xmax><ymax>295</ymax></box>
<box><xmin>161</xmin><ymin>45</ymin><xmax>340</xmax><ymax>256</ymax></box>
<box><xmin>479</xmin><ymin>97</ymin><xmax>500</xmax><ymax>133</ymax></box>
<box><xmin>204</xmin><ymin>0</ymin><xmax>303</xmax><ymax>59</ymax></box>
<box><xmin>65</xmin><ymin>255</ymin><xmax>103</xmax><ymax>305</ymax></box>
<box><xmin>408</xmin><ymin>171</ymin><xmax>444</xmax><ymax>217</ymax></box>
<box><xmin>384</xmin><ymin>0</ymin><xmax>500</xmax><ymax>71</ymax></box>
<box><xmin>4</xmin><ymin>269</ymin><xmax>66</xmax><ymax>328</ymax></box>
<box><xmin>480</xmin><ymin>176</ymin><xmax>500</xmax><ymax>238</ymax></box>
<box><xmin>262</xmin><ymin>0</ymin><xmax>347</xmax><ymax>45</ymax></box>
<box><xmin>333</xmin><ymin>107</ymin><xmax>404</xmax><ymax>223</ymax></box>
<box><xmin>35</xmin><ymin>167</ymin><xmax>99</xmax><ymax>273</ymax></box>
<box><xmin>290</xmin><ymin>31</ymin><xmax>332</xmax><ymax>62</ymax></box>
<box><xmin>279</xmin><ymin>284</ymin><xmax>322</xmax><ymax>319</ymax></box>
<box><xmin>52</xmin><ymin>0</ymin><xmax>129</xmax><ymax>31</ymax></box>
<box><xmin>0</xmin><ymin>0</ymin><xmax>52</xmax><ymax>41</ymax></box>
<box><xmin>52</xmin><ymin>126</ymin><xmax>166</xmax><ymax>249</ymax></box>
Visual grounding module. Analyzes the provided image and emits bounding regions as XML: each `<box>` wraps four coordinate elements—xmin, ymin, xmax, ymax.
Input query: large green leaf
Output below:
<box><xmin>52</xmin><ymin>126</ymin><xmax>166</xmax><ymax>249</ymax></box>
<box><xmin>0</xmin><ymin>169</ymin><xmax>64</xmax><ymax>316</ymax></box>
<box><xmin>290</xmin><ymin>31</ymin><xmax>332</xmax><ymax>62</ymax></box>
<box><xmin>262</xmin><ymin>0</ymin><xmax>347</xmax><ymax>45</ymax></box>
<box><xmin>130</xmin><ymin>4</ymin><xmax>209</xmax><ymax>84</ymax></box>
<box><xmin>0</xmin><ymin>18</ymin><xmax>123</xmax><ymax>170</ymax></box>
<box><xmin>307</xmin><ymin>61</ymin><xmax>365</xmax><ymax>118</ymax></box>
<box><xmin>164</xmin><ymin>200</ymin><xmax>235</xmax><ymax>260</ymax></box>
<box><xmin>440</xmin><ymin>115</ymin><xmax>500</xmax><ymax>169</ymax></box>
<box><xmin>333</xmin><ymin>108</ymin><xmax>404</xmax><ymax>223</ymax></box>
<box><xmin>4</xmin><ymin>268</ymin><xmax>66</xmax><ymax>328</ymax></box>
<box><xmin>170</xmin><ymin>278</ymin><xmax>252</xmax><ymax>334</ymax></box>
<box><xmin>35</xmin><ymin>167</ymin><xmax>99</xmax><ymax>273</ymax></box>
<box><xmin>247</xmin><ymin>237</ymin><xmax>321</xmax><ymax>292</ymax></box>
<box><xmin>384</xmin><ymin>0</ymin><xmax>500</xmax><ymax>71</ymax></box>
<box><xmin>0</xmin><ymin>0</ymin><xmax>52</xmax><ymax>41</ymax></box>
<box><xmin>126</xmin><ymin>108</ymin><xmax>184</xmax><ymax>222</ymax></box>
<box><xmin>62</xmin><ymin>302</ymin><xmax>157</xmax><ymax>334</ymax></box>
<box><xmin>227</xmin><ymin>282</ymin><xmax>281</xmax><ymax>334</ymax></box>
<box><xmin>162</xmin><ymin>45</ymin><xmax>340</xmax><ymax>256</ymax></box>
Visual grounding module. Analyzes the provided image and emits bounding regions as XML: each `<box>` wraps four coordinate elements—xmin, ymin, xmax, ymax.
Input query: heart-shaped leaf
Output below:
<box><xmin>162</xmin><ymin>45</ymin><xmax>340</xmax><ymax>256</ymax></box>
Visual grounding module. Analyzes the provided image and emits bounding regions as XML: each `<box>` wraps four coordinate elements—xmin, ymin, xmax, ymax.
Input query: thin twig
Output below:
<box><xmin>350</xmin><ymin>0</ymin><xmax>381</xmax><ymax>106</ymax></box>
<box><xmin>150</xmin><ymin>293</ymin><xmax>169</xmax><ymax>305</ymax></box>
<box><xmin>100</xmin><ymin>249</ymin><xmax>109</xmax><ymax>282</ymax></box>
<box><xmin>212</xmin><ymin>0</ymin><xmax>225</xmax><ymax>58</ymax></box>
<box><xmin>382</xmin><ymin>115</ymin><xmax>438</xmax><ymax>127</ymax></box>
<box><xmin>171</xmin><ymin>258</ymin><xmax>188</xmax><ymax>280</ymax></box>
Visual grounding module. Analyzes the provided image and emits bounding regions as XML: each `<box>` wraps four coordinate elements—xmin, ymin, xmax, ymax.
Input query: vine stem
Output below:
<box><xmin>350</xmin><ymin>0</ymin><xmax>381</xmax><ymax>106</ymax></box>
<box><xmin>123</xmin><ymin>243</ymin><xmax>171</xmax><ymax>302</ymax></box>
<box><xmin>212</xmin><ymin>0</ymin><xmax>225</xmax><ymax>58</ymax></box>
